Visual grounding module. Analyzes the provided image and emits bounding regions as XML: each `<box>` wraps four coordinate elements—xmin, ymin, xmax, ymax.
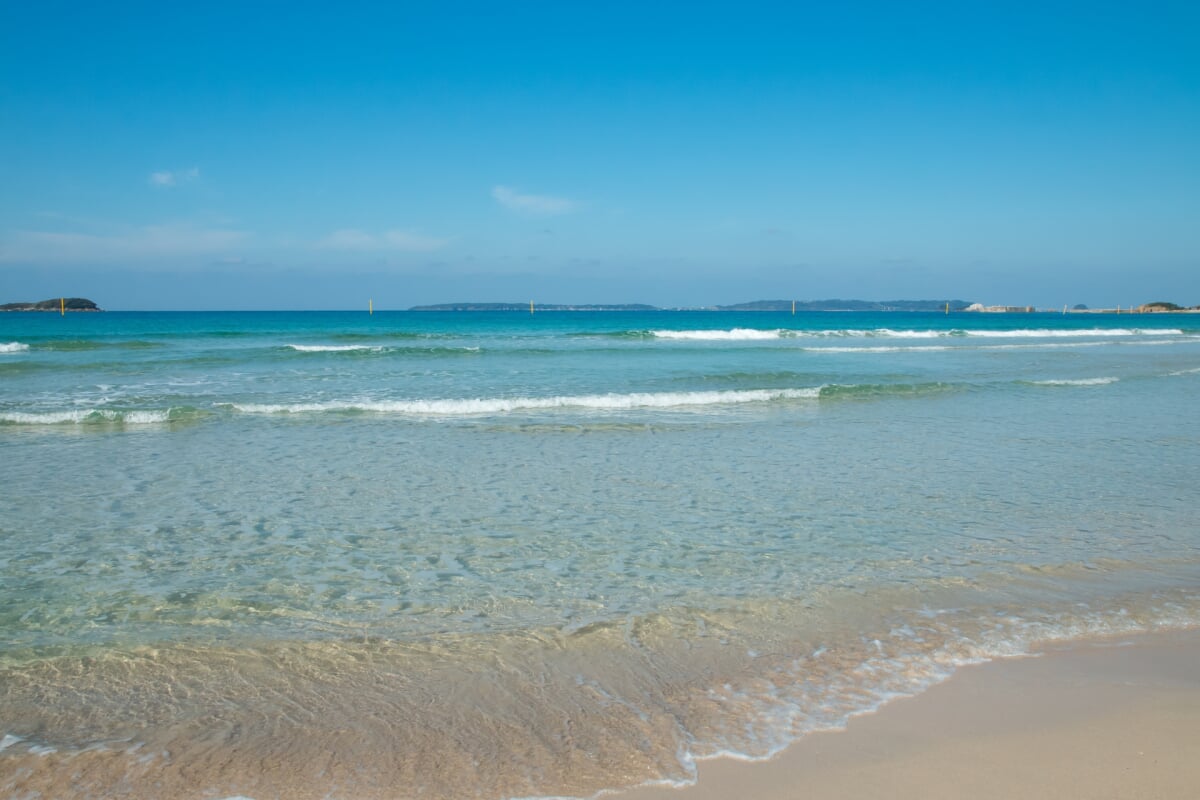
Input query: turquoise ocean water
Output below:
<box><xmin>2</xmin><ymin>309</ymin><xmax>1199</xmax><ymax>799</ymax></box>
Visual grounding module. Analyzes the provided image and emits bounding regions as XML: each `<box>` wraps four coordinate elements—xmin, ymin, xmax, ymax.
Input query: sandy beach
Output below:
<box><xmin>621</xmin><ymin>628</ymin><xmax>1200</xmax><ymax>800</ymax></box>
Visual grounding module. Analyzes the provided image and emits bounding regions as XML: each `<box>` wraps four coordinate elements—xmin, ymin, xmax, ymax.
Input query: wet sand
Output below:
<box><xmin>621</xmin><ymin>628</ymin><xmax>1200</xmax><ymax>800</ymax></box>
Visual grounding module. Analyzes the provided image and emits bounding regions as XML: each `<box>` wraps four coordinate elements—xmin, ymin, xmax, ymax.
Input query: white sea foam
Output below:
<box><xmin>652</xmin><ymin>329</ymin><xmax>785</xmax><ymax>340</ymax></box>
<box><xmin>650</xmin><ymin>327</ymin><xmax>1184</xmax><ymax>342</ymax></box>
<box><xmin>986</xmin><ymin>341</ymin><xmax>1108</xmax><ymax>350</ymax></box>
<box><xmin>600</xmin><ymin>596</ymin><xmax>1200</xmax><ymax>796</ymax></box>
<box><xmin>0</xmin><ymin>408</ymin><xmax>176</xmax><ymax>425</ymax></box>
<box><xmin>872</xmin><ymin>329</ymin><xmax>944</xmax><ymax>338</ymax></box>
<box><xmin>0</xmin><ymin>734</ymin><xmax>21</xmax><ymax>751</ymax></box>
<box><xmin>0</xmin><ymin>410</ymin><xmax>100</xmax><ymax>425</ymax></box>
<box><xmin>807</xmin><ymin>337</ymin><xmax>1193</xmax><ymax>354</ymax></box>
<box><xmin>810</xmin><ymin>329</ymin><xmax>961</xmax><ymax>339</ymax></box>
<box><xmin>123</xmin><ymin>409</ymin><xmax>176</xmax><ymax>423</ymax></box>
<box><xmin>693</xmin><ymin>599</ymin><xmax>1199</xmax><ymax>773</ymax></box>
<box><xmin>854</xmin><ymin>328</ymin><xmax>1181</xmax><ymax>339</ymax></box>
<box><xmin>964</xmin><ymin>328</ymin><xmax>1181</xmax><ymax>338</ymax></box>
<box><xmin>228</xmin><ymin>388</ymin><xmax>823</xmax><ymax>417</ymax></box>
<box><xmin>0</xmin><ymin>341</ymin><xmax>30</xmax><ymax>353</ymax></box>
<box><xmin>286</xmin><ymin>344</ymin><xmax>384</xmax><ymax>353</ymax></box>
<box><xmin>806</xmin><ymin>345</ymin><xmax>953</xmax><ymax>353</ymax></box>
<box><xmin>1031</xmin><ymin>377</ymin><xmax>1119</xmax><ymax>386</ymax></box>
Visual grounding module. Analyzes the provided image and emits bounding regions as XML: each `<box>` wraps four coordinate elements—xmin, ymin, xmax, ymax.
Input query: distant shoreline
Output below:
<box><xmin>410</xmin><ymin>299</ymin><xmax>973</xmax><ymax>312</ymax></box>
<box><xmin>4</xmin><ymin>297</ymin><xmax>1196</xmax><ymax>313</ymax></box>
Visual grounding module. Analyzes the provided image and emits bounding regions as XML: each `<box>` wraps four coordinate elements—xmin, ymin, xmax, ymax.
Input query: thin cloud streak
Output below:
<box><xmin>0</xmin><ymin>223</ymin><xmax>247</xmax><ymax>263</ymax></box>
<box><xmin>149</xmin><ymin>167</ymin><xmax>200</xmax><ymax>187</ymax></box>
<box><xmin>316</xmin><ymin>229</ymin><xmax>449</xmax><ymax>252</ymax></box>
<box><xmin>491</xmin><ymin>185</ymin><xmax>576</xmax><ymax>215</ymax></box>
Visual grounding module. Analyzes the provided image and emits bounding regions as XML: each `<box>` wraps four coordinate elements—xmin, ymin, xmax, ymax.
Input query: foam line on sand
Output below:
<box><xmin>618</xmin><ymin>628</ymin><xmax>1200</xmax><ymax>800</ymax></box>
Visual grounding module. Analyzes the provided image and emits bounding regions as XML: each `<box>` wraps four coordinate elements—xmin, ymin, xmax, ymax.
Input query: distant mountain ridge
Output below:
<box><xmin>0</xmin><ymin>297</ymin><xmax>101</xmax><ymax>312</ymax></box>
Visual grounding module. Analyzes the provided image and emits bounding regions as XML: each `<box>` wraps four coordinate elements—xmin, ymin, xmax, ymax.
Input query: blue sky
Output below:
<box><xmin>2</xmin><ymin>1</ymin><xmax>1197</xmax><ymax>309</ymax></box>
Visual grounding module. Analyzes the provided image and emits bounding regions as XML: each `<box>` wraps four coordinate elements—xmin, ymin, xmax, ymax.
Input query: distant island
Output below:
<box><xmin>0</xmin><ymin>297</ymin><xmax>101</xmax><ymax>312</ymax></box>
<box><xmin>1135</xmin><ymin>301</ymin><xmax>1200</xmax><ymax>312</ymax></box>
<box><xmin>410</xmin><ymin>299</ymin><xmax>972</xmax><ymax>312</ymax></box>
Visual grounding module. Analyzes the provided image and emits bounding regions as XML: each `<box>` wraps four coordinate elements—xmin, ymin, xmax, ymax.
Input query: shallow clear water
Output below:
<box><xmin>2</xmin><ymin>310</ymin><xmax>1199</xmax><ymax>799</ymax></box>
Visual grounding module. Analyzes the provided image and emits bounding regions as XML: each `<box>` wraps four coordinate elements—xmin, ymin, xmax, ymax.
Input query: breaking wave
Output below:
<box><xmin>964</xmin><ymin>328</ymin><xmax>1182</xmax><ymax>338</ymax></box>
<box><xmin>224</xmin><ymin>382</ymin><xmax>981</xmax><ymax>418</ymax></box>
<box><xmin>227</xmin><ymin>388</ymin><xmax>824</xmax><ymax>417</ymax></box>
<box><xmin>817</xmin><ymin>381</ymin><xmax>962</xmax><ymax>400</ymax></box>
<box><xmin>644</xmin><ymin>327</ymin><xmax>1186</xmax><ymax>341</ymax></box>
<box><xmin>0</xmin><ymin>407</ymin><xmax>201</xmax><ymax>425</ymax></box>
<box><xmin>651</xmin><ymin>329</ymin><xmax>788</xmax><ymax>341</ymax></box>
<box><xmin>285</xmin><ymin>344</ymin><xmax>386</xmax><ymax>353</ymax></box>
<box><xmin>283</xmin><ymin>344</ymin><xmax>481</xmax><ymax>356</ymax></box>
<box><xmin>1029</xmin><ymin>377</ymin><xmax>1120</xmax><ymax>387</ymax></box>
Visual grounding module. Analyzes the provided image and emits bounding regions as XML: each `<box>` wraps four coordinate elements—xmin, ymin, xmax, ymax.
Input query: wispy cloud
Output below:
<box><xmin>316</xmin><ymin>229</ymin><xmax>448</xmax><ymax>252</ymax></box>
<box><xmin>149</xmin><ymin>167</ymin><xmax>200</xmax><ymax>187</ymax></box>
<box><xmin>0</xmin><ymin>222</ymin><xmax>247</xmax><ymax>263</ymax></box>
<box><xmin>491</xmin><ymin>185</ymin><xmax>576</xmax><ymax>215</ymax></box>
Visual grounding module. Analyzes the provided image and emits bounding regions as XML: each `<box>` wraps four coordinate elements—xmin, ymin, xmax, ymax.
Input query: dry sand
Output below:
<box><xmin>620</xmin><ymin>628</ymin><xmax>1200</xmax><ymax>800</ymax></box>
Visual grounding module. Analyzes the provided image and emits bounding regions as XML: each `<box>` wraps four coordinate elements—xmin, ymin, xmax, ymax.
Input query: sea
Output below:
<box><xmin>2</xmin><ymin>309</ymin><xmax>1198</xmax><ymax>799</ymax></box>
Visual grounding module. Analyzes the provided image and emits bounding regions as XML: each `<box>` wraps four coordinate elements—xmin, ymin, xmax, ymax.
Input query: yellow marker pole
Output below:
<box><xmin>530</xmin><ymin>300</ymin><xmax>534</xmax><ymax>315</ymax></box>
<box><xmin>945</xmin><ymin>302</ymin><xmax>949</xmax><ymax>315</ymax></box>
<box><xmin>792</xmin><ymin>300</ymin><xmax>795</xmax><ymax>315</ymax></box>
<box><xmin>61</xmin><ymin>297</ymin><xmax>65</xmax><ymax>316</ymax></box>
<box><xmin>369</xmin><ymin>299</ymin><xmax>373</xmax><ymax>315</ymax></box>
